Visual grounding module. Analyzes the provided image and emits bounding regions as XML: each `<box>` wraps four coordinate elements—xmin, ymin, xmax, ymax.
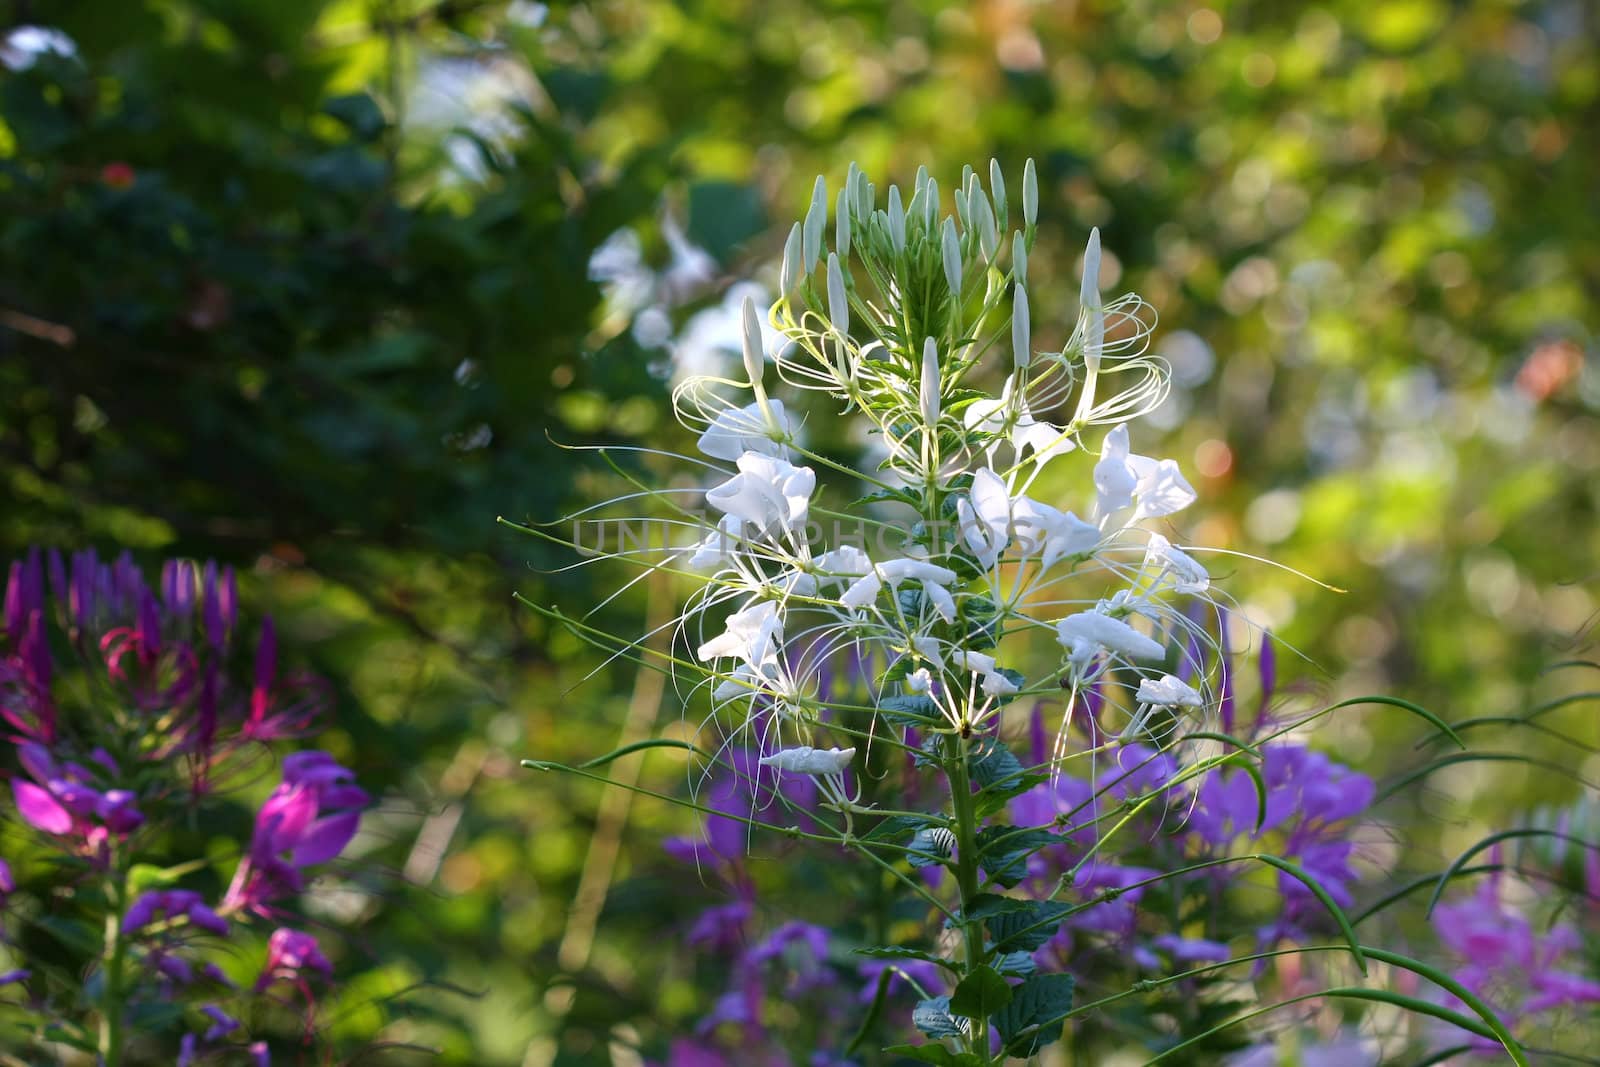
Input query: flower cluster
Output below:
<box><xmin>535</xmin><ymin>160</ymin><xmax>1510</xmax><ymax>1064</ymax></box>
<box><xmin>0</xmin><ymin>548</ymin><xmax>367</xmax><ymax>1064</ymax></box>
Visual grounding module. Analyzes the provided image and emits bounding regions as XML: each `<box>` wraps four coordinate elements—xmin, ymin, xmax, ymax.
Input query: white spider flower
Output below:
<box><xmin>696</xmin><ymin>600</ymin><xmax>784</xmax><ymax>669</ymax></box>
<box><xmin>1136</xmin><ymin>674</ymin><xmax>1204</xmax><ymax>708</ymax></box>
<box><xmin>907</xmin><ymin>667</ymin><xmax>933</xmax><ymax>693</ymax></box>
<box><xmin>950</xmin><ymin>650</ymin><xmax>1019</xmax><ymax>698</ymax></box>
<box><xmin>759</xmin><ymin>745</ymin><xmax>856</xmax><ymax>776</ymax></box>
<box><xmin>1010</xmin><ymin>497</ymin><xmax>1100</xmax><ymax>571</ymax></box>
<box><xmin>706</xmin><ymin>452</ymin><xmax>816</xmax><ymax>534</ymax></box>
<box><xmin>963</xmin><ymin>378</ymin><xmax>1074</xmax><ymax>468</ymax></box>
<box><xmin>1143</xmin><ymin>533</ymin><xmax>1209</xmax><ymax>594</ymax></box>
<box><xmin>696</xmin><ymin>399</ymin><xmax>791</xmax><ymax>461</ymax></box>
<box><xmin>1056</xmin><ymin>609</ymin><xmax>1165</xmax><ymax>666</ymax></box>
<box><xmin>956</xmin><ymin>467</ymin><xmax>1011</xmax><ymax>569</ymax></box>
<box><xmin>1093</xmin><ymin>424</ymin><xmax>1197</xmax><ymax>523</ymax></box>
<box><xmin>957</xmin><ymin>468</ymin><xmax>1097</xmax><ymax>573</ymax></box>
<box><xmin>876</xmin><ymin>557</ymin><xmax>959</xmax><ymax>622</ymax></box>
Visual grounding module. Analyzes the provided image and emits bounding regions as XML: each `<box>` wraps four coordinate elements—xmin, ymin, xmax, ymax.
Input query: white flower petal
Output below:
<box><xmin>759</xmin><ymin>746</ymin><xmax>855</xmax><ymax>775</ymax></box>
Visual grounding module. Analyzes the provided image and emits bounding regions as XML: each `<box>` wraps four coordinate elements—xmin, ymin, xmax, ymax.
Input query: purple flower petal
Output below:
<box><xmin>13</xmin><ymin>780</ymin><xmax>72</xmax><ymax>835</ymax></box>
<box><xmin>289</xmin><ymin>811</ymin><xmax>361</xmax><ymax>866</ymax></box>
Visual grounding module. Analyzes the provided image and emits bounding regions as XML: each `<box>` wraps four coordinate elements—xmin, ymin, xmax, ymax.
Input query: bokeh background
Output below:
<box><xmin>2</xmin><ymin>0</ymin><xmax>1596</xmax><ymax>1062</ymax></box>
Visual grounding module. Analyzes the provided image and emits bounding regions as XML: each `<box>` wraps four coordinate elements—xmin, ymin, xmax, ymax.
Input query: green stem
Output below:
<box><xmin>99</xmin><ymin>860</ymin><xmax>130</xmax><ymax>1067</ymax></box>
<box><xmin>944</xmin><ymin>734</ymin><xmax>992</xmax><ymax>1062</ymax></box>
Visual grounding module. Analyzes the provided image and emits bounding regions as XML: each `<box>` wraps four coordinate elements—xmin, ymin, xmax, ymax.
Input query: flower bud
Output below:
<box><xmin>802</xmin><ymin>175</ymin><xmax>826</xmax><ymax>274</ymax></box>
<box><xmin>1012</xmin><ymin>230</ymin><xmax>1028</xmax><ymax>284</ymax></box>
<box><xmin>973</xmin><ymin>192</ymin><xmax>997</xmax><ymax>262</ymax></box>
<box><xmin>1081</xmin><ymin>227</ymin><xmax>1103</xmax><ymax>368</ymax></box>
<box><xmin>920</xmin><ymin>337</ymin><xmax>941</xmax><ymax>427</ymax></box>
<box><xmin>923</xmin><ymin>176</ymin><xmax>939</xmax><ymax>228</ymax></box>
<box><xmin>780</xmin><ymin>222</ymin><xmax>803</xmax><ymax>295</ymax></box>
<box><xmin>887</xmin><ymin>185</ymin><xmax>906</xmax><ymax>252</ymax></box>
<box><xmin>989</xmin><ymin>158</ymin><xmax>1006</xmax><ymax>228</ymax></box>
<box><xmin>827</xmin><ymin>253</ymin><xmax>849</xmax><ymax>337</ymax></box>
<box><xmin>941</xmin><ymin>217</ymin><xmax>962</xmax><ymax>297</ymax></box>
<box><xmin>741</xmin><ymin>297</ymin><xmax>766</xmax><ymax>386</ymax></box>
<box><xmin>1012</xmin><ymin>283</ymin><xmax>1031</xmax><ymax>370</ymax></box>
<box><xmin>835</xmin><ymin>187</ymin><xmax>851</xmax><ymax>257</ymax></box>
<box><xmin>1023</xmin><ymin>158</ymin><xmax>1038</xmax><ymax>226</ymax></box>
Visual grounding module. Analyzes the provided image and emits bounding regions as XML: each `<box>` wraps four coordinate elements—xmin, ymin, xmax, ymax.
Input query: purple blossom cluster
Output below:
<box><xmin>1011</xmin><ymin>638</ymin><xmax>1377</xmax><ymax>984</ymax></box>
<box><xmin>0</xmin><ymin>547</ymin><xmax>368</xmax><ymax>1064</ymax></box>
<box><xmin>1431</xmin><ymin>859</ymin><xmax>1600</xmax><ymax>1055</ymax></box>
<box><xmin>654</xmin><ymin>746</ymin><xmax>937</xmax><ymax>1065</ymax></box>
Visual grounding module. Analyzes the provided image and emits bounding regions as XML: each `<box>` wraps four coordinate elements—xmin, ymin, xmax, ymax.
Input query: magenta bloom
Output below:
<box><xmin>222</xmin><ymin>753</ymin><xmax>368</xmax><ymax>915</ymax></box>
<box><xmin>256</xmin><ymin>927</ymin><xmax>332</xmax><ymax>990</ymax></box>
<box><xmin>10</xmin><ymin>742</ymin><xmax>144</xmax><ymax>847</ymax></box>
<box><xmin>1434</xmin><ymin>872</ymin><xmax>1600</xmax><ymax>1037</ymax></box>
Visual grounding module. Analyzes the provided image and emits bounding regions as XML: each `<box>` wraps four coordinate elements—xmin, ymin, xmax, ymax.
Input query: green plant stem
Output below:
<box><xmin>99</xmin><ymin>859</ymin><xmax>130</xmax><ymax>1067</ymax></box>
<box><xmin>944</xmin><ymin>734</ymin><xmax>992</xmax><ymax>1063</ymax></box>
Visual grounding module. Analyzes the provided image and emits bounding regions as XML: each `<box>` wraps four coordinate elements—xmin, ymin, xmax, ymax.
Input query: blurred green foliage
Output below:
<box><xmin>1</xmin><ymin>0</ymin><xmax>1596</xmax><ymax>1062</ymax></box>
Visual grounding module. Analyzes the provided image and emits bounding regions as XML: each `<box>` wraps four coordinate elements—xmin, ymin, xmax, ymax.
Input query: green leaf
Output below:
<box><xmin>993</xmin><ymin>950</ymin><xmax>1036</xmax><ymax>977</ymax></box>
<box><xmin>880</xmin><ymin>693</ymin><xmax>942</xmax><ymax>726</ymax></box>
<box><xmin>985</xmin><ymin>899</ymin><xmax>1072</xmax><ymax>953</ymax></box>
<box><xmin>949</xmin><ymin>965</ymin><xmax>1013</xmax><ymax>1020</ymax></box>
<box><xmin>880</xmin><ymin>1046</ymin><xmax>985</xmax><ymax>1067</ymax></box>
<box><xmin>975</xmin><ymin>825</ymin><xmax>1060</xmax><ymax>888</ymax></box>
<box><xmin>912</xmin><ymin>995</ymin><xmax>965</xmax><ymax>1039</ymax></box>
<box><xmin>969</xmin><ymin>739</ymin><xmax>1023</xmax><ymax>787</ymax></box>
<box><xmin>992</xmin><ymin>972</ymin><xmax>1075</xmax><ymax>1057</ymax></box>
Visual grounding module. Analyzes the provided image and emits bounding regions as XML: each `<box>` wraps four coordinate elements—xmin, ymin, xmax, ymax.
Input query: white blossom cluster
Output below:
<box><xmin>593</xmin><ymin>161</ymin><xmax>1224</xmax><ymax>784</ymax></box>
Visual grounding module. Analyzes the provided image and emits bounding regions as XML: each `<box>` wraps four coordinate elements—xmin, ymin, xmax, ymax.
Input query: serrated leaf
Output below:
<box><xmin>880</xmin><ymin>693</ymin><xmax>942</xmax><ymax>726</ymax></box>
<box><xmin>994</xmin><ymin>950</ymin><xmax>1037</xmax><ymax>977</ymax></box>
<box><xmin>949</xmin><ymin>965</ymin><xmax>1013</xmax><ymax>1020</ymax></box>
<box><xmin>880</xmin><ymin>1046</ymin><xmax>985</xmax><ymax>1067</ymax></box>
<box><xmin>986</xmin><ymin>900</ymin><xmax>1072</xmax><ymax>953</ymax></box>
<box><xmin>975</xmin><ymin>825</ymin><xmax>1060</xmax><ymax>888</ymax></box>
<box><xmin>969</xmin><ymin>739</ymin><xmax>1026</xmax><ymax>790</ymax></box>
<box><xmin>912</xmin><ymin>995</ymin><xmax>966</xmax><ymax>1038</ymax></box>
<box><xmin>954</xmin><ymin>892</ymin><xmax>1032</xmax><ymax>925</ymax></box>
<box><xmin>992</xmin><ymin>972</ymin><xmax>1075</xmax><ymax>1057</ymax></box>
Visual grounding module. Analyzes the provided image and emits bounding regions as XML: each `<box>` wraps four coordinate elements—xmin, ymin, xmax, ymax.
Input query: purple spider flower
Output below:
<box><xmin>221</xmin><ymin>752</ymin><xmax>368</xmax><ymax>916</ymax></box>
<box><xmin>124</xmin><ymin>889</ymin><xmax>229</xmax><ymax>935</ymax></box>
<box><xmin>1433</xmin><ymin>870</ymin><xmax>1600</xmax><ymax>1044</ymax></box>
<box><xmin>10</xmin><ymin>741</ymin><xmax>144</xmax><ymax>849</ymax></box>
<box><xmin>257</xmin><ymin>927</ymin><xmax>333</xmax><ymax>991</ymax></box>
